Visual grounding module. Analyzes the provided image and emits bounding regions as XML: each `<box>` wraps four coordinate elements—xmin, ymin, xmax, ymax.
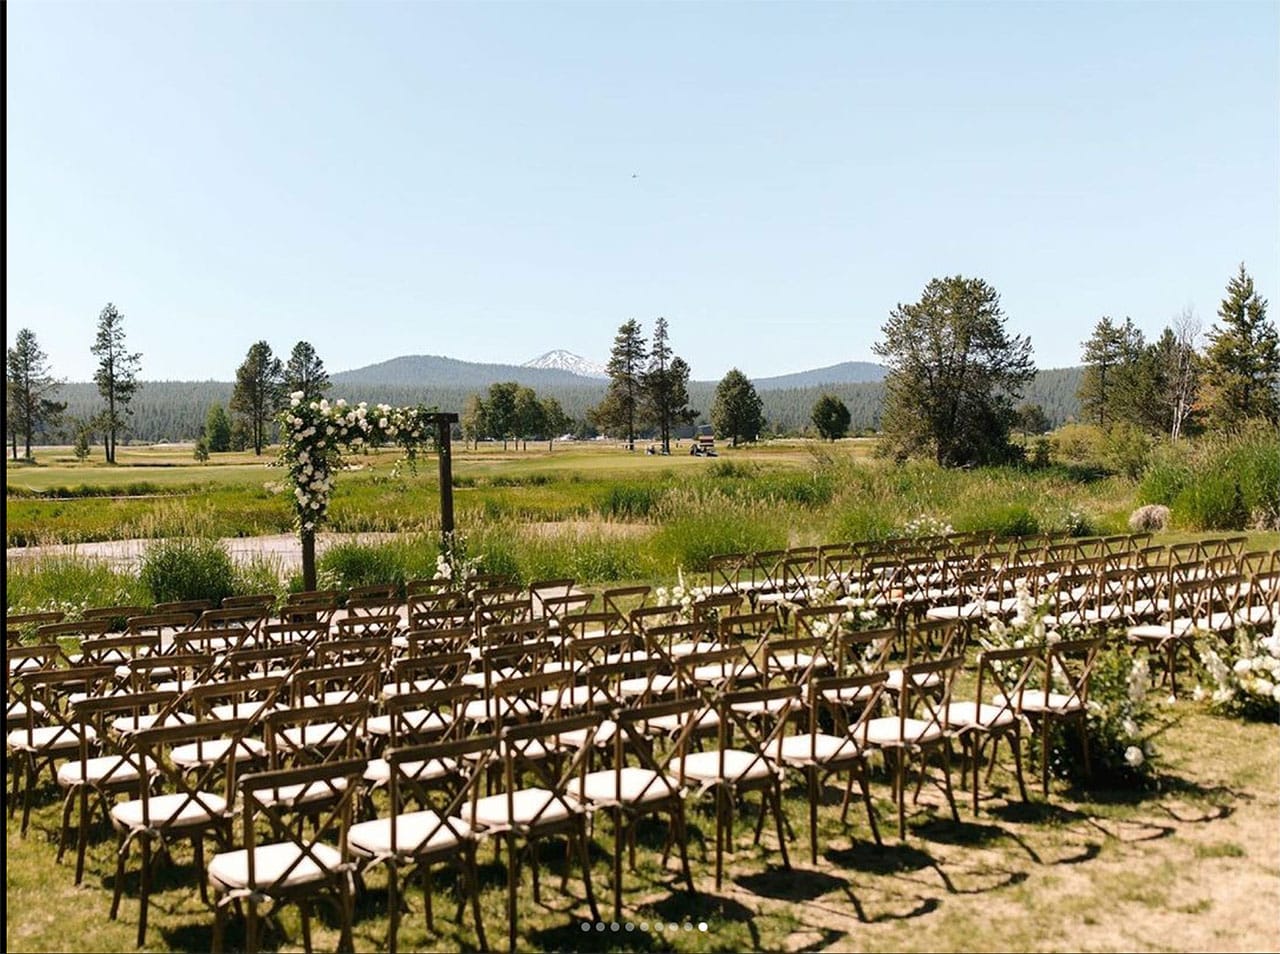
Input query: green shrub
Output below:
<box><xmin>831</xmin><ymin>505</ymin><xmax>895</xmax><ymax>543</ymax></box>
<box><xmin>315</xmin><ymin>538</ymin><xmax>439</xmax><ymax>596</ymax></box>
<box><xmin>1175</xmin><ymin>473</ymin><xmax>1250</xmax><ymax>531</ymax></box>
<box><xmin>1101</xmin><ymin>423</ymin><xmax>1152</xmax><ymax>481</ymax></box>
<box><xmin>953</xmin><ymin>502</ymin><xmax>1040</xmax><ymax>538</ymax></box>
<box><xmin>6</xmin><ymin>555</ymin><xmax>150</xmax><ymax>621</ymax></box>
<box><xmin>1138</xmin><ymin>451</ymin><xmax>1191</xmax><ymax>506</ymax></box>
<box><xmin>650</xmin><ymin>492</ymin><xmax>785</xmax><ymax>573</ymax></box>
<box><xmin>140</xmin><ymin>537</ymin><xmax>236</xmax><ymax>605</ymax></box>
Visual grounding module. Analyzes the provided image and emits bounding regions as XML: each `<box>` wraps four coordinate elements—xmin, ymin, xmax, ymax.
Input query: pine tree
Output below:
<box><xmin>230</xmin><ymin>341</ymin><xmax>284</xmax><ymax>455</ymax></box>
<box><xmin>284</xmin><ymin>341</ymin><xmax>331</xmax><ymax>402</ymax></box>
<box><xmin>91</xmin><ymin>303</ymin><xmax>143</xmax><ymax>463</ymax></box>
<box><xmin>590</xmin><ymin>320</ymin><xmax>647</xmax><ymax>449</ymax></box>
<box><xmin>1077</xmin><ymin>317</ymin><xmax>1123</xmax><ymax>427</ymax></box>
<box><xmin>643</xmin><ymin>318</ymin><xmax>695</xmax><ymax>454</ymax></box>
<box><xmin>7</xmin><ymin>328</ymin><xmax>65</xmax><ymax>460</ymax></box>
<box><xmin>1204</xmin><ymin>263</ymin><xmax>1279</xmax><ymax>425</ymax></box>
<box><xmin>711</xmin><ymin>369</ymin><xmax>764</xmax><ymax>447</ymax></box>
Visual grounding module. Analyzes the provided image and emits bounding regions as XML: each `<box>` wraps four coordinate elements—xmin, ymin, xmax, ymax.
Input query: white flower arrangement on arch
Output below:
<box><xmin>275</xmin><ymin>392</ymin><xmax>438</xmax><ymax>534</ymax></box>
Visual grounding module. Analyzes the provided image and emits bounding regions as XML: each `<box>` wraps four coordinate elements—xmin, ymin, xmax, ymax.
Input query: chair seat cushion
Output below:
<box><xmin>208</xmin><ymin>701</ymin><xmax>282</xmax><ymax>721</ymax></box>
<box><xmin>618</xmin><ymin>673</ymin><xmax>678</xmax><ymax>698</ymax></box>
<box><xmin>926</xmin><ymin>602</ymin><xmax>985</xmax><ymax>621</ymax></box>
<box><xmin>472</xmin><ymin>787</ymin><xmax>576</xmax><ymax>830</ymax></box>
<box><xmin>366</xmin><ymin>710</ymin><xmax>451</xmax><ymax>738</ymax></box>
<box><xmin>57</xmin><ymin>754</ymin><xmax>157</xmax><ymax>787</ymax></box>
<box><xmin>6</xmin><ymin>724</ymin><xmax>94</xmax><ymax>752</ymax></box>
<box><xmin>364</xmin><ymin>756</ymin><xmax>458</xmax><ymax>785</ymax></box>
<box><xmin>208</xmin><ymin>841</ymin><xmax>344</xmax><ymax>891</ymax></box>
<box><xmin>944</xmin><ymin>701</ymin><xmax>1018</xmax><ymax>730</ymax></box>
<box><xmin>111</xmin><ymin>712</ymin><xmax>195</xmax><ymax>735</ymax></box>
<box><xmin>380</xmin><ymin>678</ymin><xmax>447</xmax><ymax>699</ymax></box>
<box><xmin>674</xmin><ymin>749</ymin><xmax>776</xmax><ymax>785</ymax></box>
<box><xmin>885</xmin><ymin>669</ymin><xmax>941</xmax><ymax>691</ymax></box>
<box><xmin>996</xmin><ymin>690</ymin><xmax>1080</xmax><ymax>713</ymax></box>
<box><xmin>253</xmin><ymin>776</ymin><xmax>352</xmax><ymax>809</ymax></box>
<box><xmin>349</xmin><ymin>810</ymin><xmax>473</xmax><ymax>859</ymax></box>
<box><xmin>277</xmin><ymin>722</ymin><xmax>358</xmax><ymax>750</ymax></box>
<box><xmin>570</xmin><ymin>767</ymin><xmax>680</xmax><ymax>807</ymax></box>
<box><xmin>112</xmin><ymin>791</ymin><xmax>228</xmax><ymax>829</ymax></box>
<box><xmin>777</xmin><ymin>732</ymin><xmax>864</xmax><ymax>766</ymax></box>
<box><xmin>1127</xmin><ymin>620</ymin><xmax>1195</xmax><ymax>640</ymax></box>
<box><xmin>171</xmin><ymin>737</ymin><xmax>266</xmax><ymax>768</ymax></box>
<box><xmin>645</xmin><ymin>707</ymin><xmax>720</xmax><ymax>735</ymax></box>
<box><xmin>862</xmin><ymin>717</ymin><xmax>945</xmax><ymax>746</ymax></box>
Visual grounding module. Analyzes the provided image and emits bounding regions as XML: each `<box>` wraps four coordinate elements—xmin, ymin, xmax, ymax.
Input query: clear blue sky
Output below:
<box><xmin>7</xmin><ymin>1</ymin><xmax>1278</xmax><ymax>383</ymax></box>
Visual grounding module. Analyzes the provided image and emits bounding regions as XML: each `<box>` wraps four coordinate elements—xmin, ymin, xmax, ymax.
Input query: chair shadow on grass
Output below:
<box><xmin>734</xmin><ymin>866</ymin><xmax>846</xmax><ymax>902</ymax></box>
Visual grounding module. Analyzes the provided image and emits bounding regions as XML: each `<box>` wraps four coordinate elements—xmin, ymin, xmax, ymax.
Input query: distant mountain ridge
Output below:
<box><xmin>331</xmin><ymin>352</ymin><xmax>884</xmax><ymax>391</ymax></box>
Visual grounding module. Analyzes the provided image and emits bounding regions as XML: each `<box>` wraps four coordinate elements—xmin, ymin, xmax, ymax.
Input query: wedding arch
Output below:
<box><xmin>275</xmin><ymin>392</ymin><xmax>459</xmax><ymax>589</ymax></box>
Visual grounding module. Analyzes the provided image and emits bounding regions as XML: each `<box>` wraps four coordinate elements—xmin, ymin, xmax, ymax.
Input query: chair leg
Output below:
<box><xmin>807</xmin><ymin>767</ymin><xmax>818</xmax><ymax>864</ymax></box>
<box><xmin>387</xmin><ymin>864</ymin><xmax>399</xmax><ymax>954</ymax></box>
<box><xmin>857</xmin><ymin>769</ymin><xmax>882</xmax><ymax>847</ymax></box>
<box><xmin>941</xmin><ymin>741</ymin><xmax>959</xmax><ymax>823</ymax></box>
<box><xmin>895</xmin><ymin>751</ymin><xmax>906</xmax><ymax>839</ymax></box>
<box><xmin>506</xmin><ymin>832</ymin><xmax>518</xmax><ymax>953</ymax></box>
<box><xmin>714</xmin><ymin>787</ymin><xmax>726</xmax><ymax>891</ymax></box>
<box><xmin>109</xmin><ymin>831</ymin><xmax>127</xmax><ymax>921</ymax></box>
<box><xmin>612</xmin><ymin>808</ymin><xmax>624</xmax><ymax>924</ymax></box>
<box><xmin>301</xmin><ymin>902</ymin><xmax>313</xmax><ymax>954</ymax></box>
<box><xmin>577</xmin><ymin>818</ymin><xmax>601</xmax><ymax>922</ymax></box>
<box><xmin>423</xmin><ymin>861</ymin><xmax>435</xmax><ymax>932</ymax></box>
<box><xmin>245</xmin><ymin>897</ymin><xmax>259</xmax><ymax>954</ymax></box>
<box><xmin>137</xmin><ymin>835</ymin><xmax>152</xmax><ymax>947</ymax></box>
<box><xmin>770</xmin><ymin>783</ymin><xmax>790</xmax><ymax>870</ymax></box>
<box><xmin>674</xmin><ymin>803</ymin><xmax>696</xmax><ymax>896</ymax></box>
<box><xmin>1011</xmin><ymin>730</ymin><xmax>1030</xmax><ymax>803</ymax></box>
<box><xmin>466</xmin><ymin>845</ymin><xmax>489</xmax><ymax>952</ymax></box>
<box><xmin>57</xmin><ymin>786</ymin><xmax>76</xmax><ymax>864</ymax></box>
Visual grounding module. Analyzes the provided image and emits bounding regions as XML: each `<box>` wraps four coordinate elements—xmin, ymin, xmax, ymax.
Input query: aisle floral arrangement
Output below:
<box><xmin>1194</xmin><ymin>622</ymin><xmax>1280</xmax><ymax>722</ymax></box>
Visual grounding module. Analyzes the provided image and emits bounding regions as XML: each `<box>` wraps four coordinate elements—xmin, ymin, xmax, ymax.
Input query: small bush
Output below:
<box><xmin>140</xmin><ymin>537</ymin><xmax>236</xmax><ymax>605</ymax></box>
<box><xmin>1128</xmin><ymin>504</ymin><xmax>1171</xmax><ymax>533</ymax></box>
<box><xmin>953</xmin><ymin>502</ymin><xmax>1039</xmax><ymax>538</ymax></box>
<box><xmin>317</xmin><ymin>543</ymin><xmax>405</xmax><ymax>596</ymax></box>
<box><xmin>1101</xmin><ymin>424</ymin><xmax>1152</xmax><ymax>481</ymax></box>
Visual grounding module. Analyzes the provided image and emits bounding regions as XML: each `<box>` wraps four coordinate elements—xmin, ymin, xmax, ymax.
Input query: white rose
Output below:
<box><xmin>1124</xmin><ymin>746</ymin><xmax>1144</xmax><ymax>768</ymax></box>
<box><xmin>1233</xmin><ymin>659</ymin><xmax>1252</xmax><ymax>675</ymax></box>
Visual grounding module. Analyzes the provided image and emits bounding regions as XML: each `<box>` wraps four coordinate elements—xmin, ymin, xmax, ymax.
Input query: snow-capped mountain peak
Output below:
<box><xmin>521</xmin><ymin>350</ymin><xmax>608</xmax><ymax>379</ymax></box>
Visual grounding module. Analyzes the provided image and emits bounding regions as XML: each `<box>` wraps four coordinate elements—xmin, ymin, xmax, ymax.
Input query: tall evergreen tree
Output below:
<box><xmin>1077</xmin><ymin>317</ymin><xmax>1123</xmax><ymax>427</ymax></box>
<box><xmin>90</xmin><ymin>303</ymin><xmax>142</xmax><ymax>463</ymax></box>
<box><xmin>1204</xmin><ymin>263</ymin><xmax>1279</xmax><ymax>425</ymax></box>
<box><xmin>284</xmin><ymin>341</ymin><xmax>331</xmax><ymax>402</ymax></box>
<box><xmin>642</xmin><ymin>318</ymin><xmax>695</xmax><ymax>454</ymax></box>
<box><xmin>7</xmin><ymin>328</ymin><xmax>65</xmax><ymax>460</ymax></box>
<box><xmin>590</xmin><ymin>320</ymin><xmax>647</xmax><ymax>449</ymax></box>
<box><xmin>230</xmin><ymin>341</ymin><xmax>284</xmax><ymax>455</ymax></box>
<box><xmin>874</xmin><ymin>276</ymin><xmax>1035</xmax><ymax>466</ymax></box>
<box><xmin>711</xmin><ymin>368</ymin><xmax>764</xmax><ymax>447</ymax></box>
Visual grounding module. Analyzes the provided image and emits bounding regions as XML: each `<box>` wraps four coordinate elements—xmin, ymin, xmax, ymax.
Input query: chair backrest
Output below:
<box><xmin>718</xmin><ymin>610</ymin><xmax>779</xmax><ymax>647</ymax></box>
<box><xmin>972</xmin><ymin>646</ymin><xmax>1039</xmax><ymax>725</ymax></box>
<box><xmin>265</xmin><ymin>700</ymin><xmax>369</xmax><ymax>768</ymax></box>
<box><xmin>221</xmin><ymin>593</ymin><xmax>276</xmax><ymax>613</ymax></box>
<box><xmin>602</xmin><ymin>585</ymin><xmax>651</xmax><ymax>618</ymax></box>
<box><xmin>895</xmin><ymin>655</ymin><xmax>964</xmax><ymax>740</ymax></box>
<box><xmin>153</xmin><ymin>599</ymin><xmax>214</xmax><ymax>616</ymax></box>
<box><xmin>814</xmin><ymin>670</ymin><xmax>890</xmax><ymax>749</ymax></box>
<box><xmin>1042</xmin><ymin>636</ymin><xmax>1103</xmax><ymax>709</ymax></box>
<box><xmin>81</xmin><ymin>605</ymin><xmax>151</xmax><ymax>632</ymax></box>
<box><xmin>383</xmin><ymin>684</ymin><xmax>479</xmax><ymax>745</ymax></box>
<box><xmin>387</xmin><ymin>735</ymin><xmax>494</xmax><ymax>848</ymax></box>
<box><xmin>494</xmin><ymin>714</ymin><xmax>599</xmax><ymax>825</ymax></box>
<box><xmin>236</xmin><ymin>759</ymin><xmax>366</xmax><ymax>893</ymax></box>
<box><xmin>131</xmin><ymin>718</ymin><xmax>254</xmax><ymax>829</ymax></box>
<box><xmin>386</xmin><ymin>652</ymin><xmax>472</xmax><ymax>696</ymax></box>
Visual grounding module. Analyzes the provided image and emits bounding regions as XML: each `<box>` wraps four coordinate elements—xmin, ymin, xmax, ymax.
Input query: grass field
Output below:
<box><xmin>5</xmin><ymin>702</ymin><xmax>1277</xmax><ymax>953</ymax></box>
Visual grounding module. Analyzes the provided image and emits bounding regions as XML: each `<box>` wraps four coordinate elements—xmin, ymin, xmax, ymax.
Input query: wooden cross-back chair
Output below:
<box><xmin>209</xmin><ymin>758</ymin><xmax>367</xmax><ymax>954</ymax></box>
<box><xmin>777</xmin><ymin>670</ymin><xmax>889</xmax><ymax>862</ymax></box>
<box><xmin>944</xmin><ymin>646</ymin><xmax>1037</xmax><ymax>815</ymax></box>
<box><xmin>471</xmin><ymin>713</ymin><xmax>603</xmax><ymax>951</ymax></box>
<box><xmin>111</xmin><ymin>717</ymin><xmax>253</xmax><ymax>946</ymax></box>
<box><xmin>860</xmin><ymin>655</ymin><xmax>964</xmax><ymax>838</ymax></box>
<box><xmin>349</xmin><ymin>734</ymin><xmax>494</xmax><ymax>953</ymax></box>
<box><xmin>672</xmin><ymin>681</ymin><xmax>800</xmax><ymax>890</ymax></box>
